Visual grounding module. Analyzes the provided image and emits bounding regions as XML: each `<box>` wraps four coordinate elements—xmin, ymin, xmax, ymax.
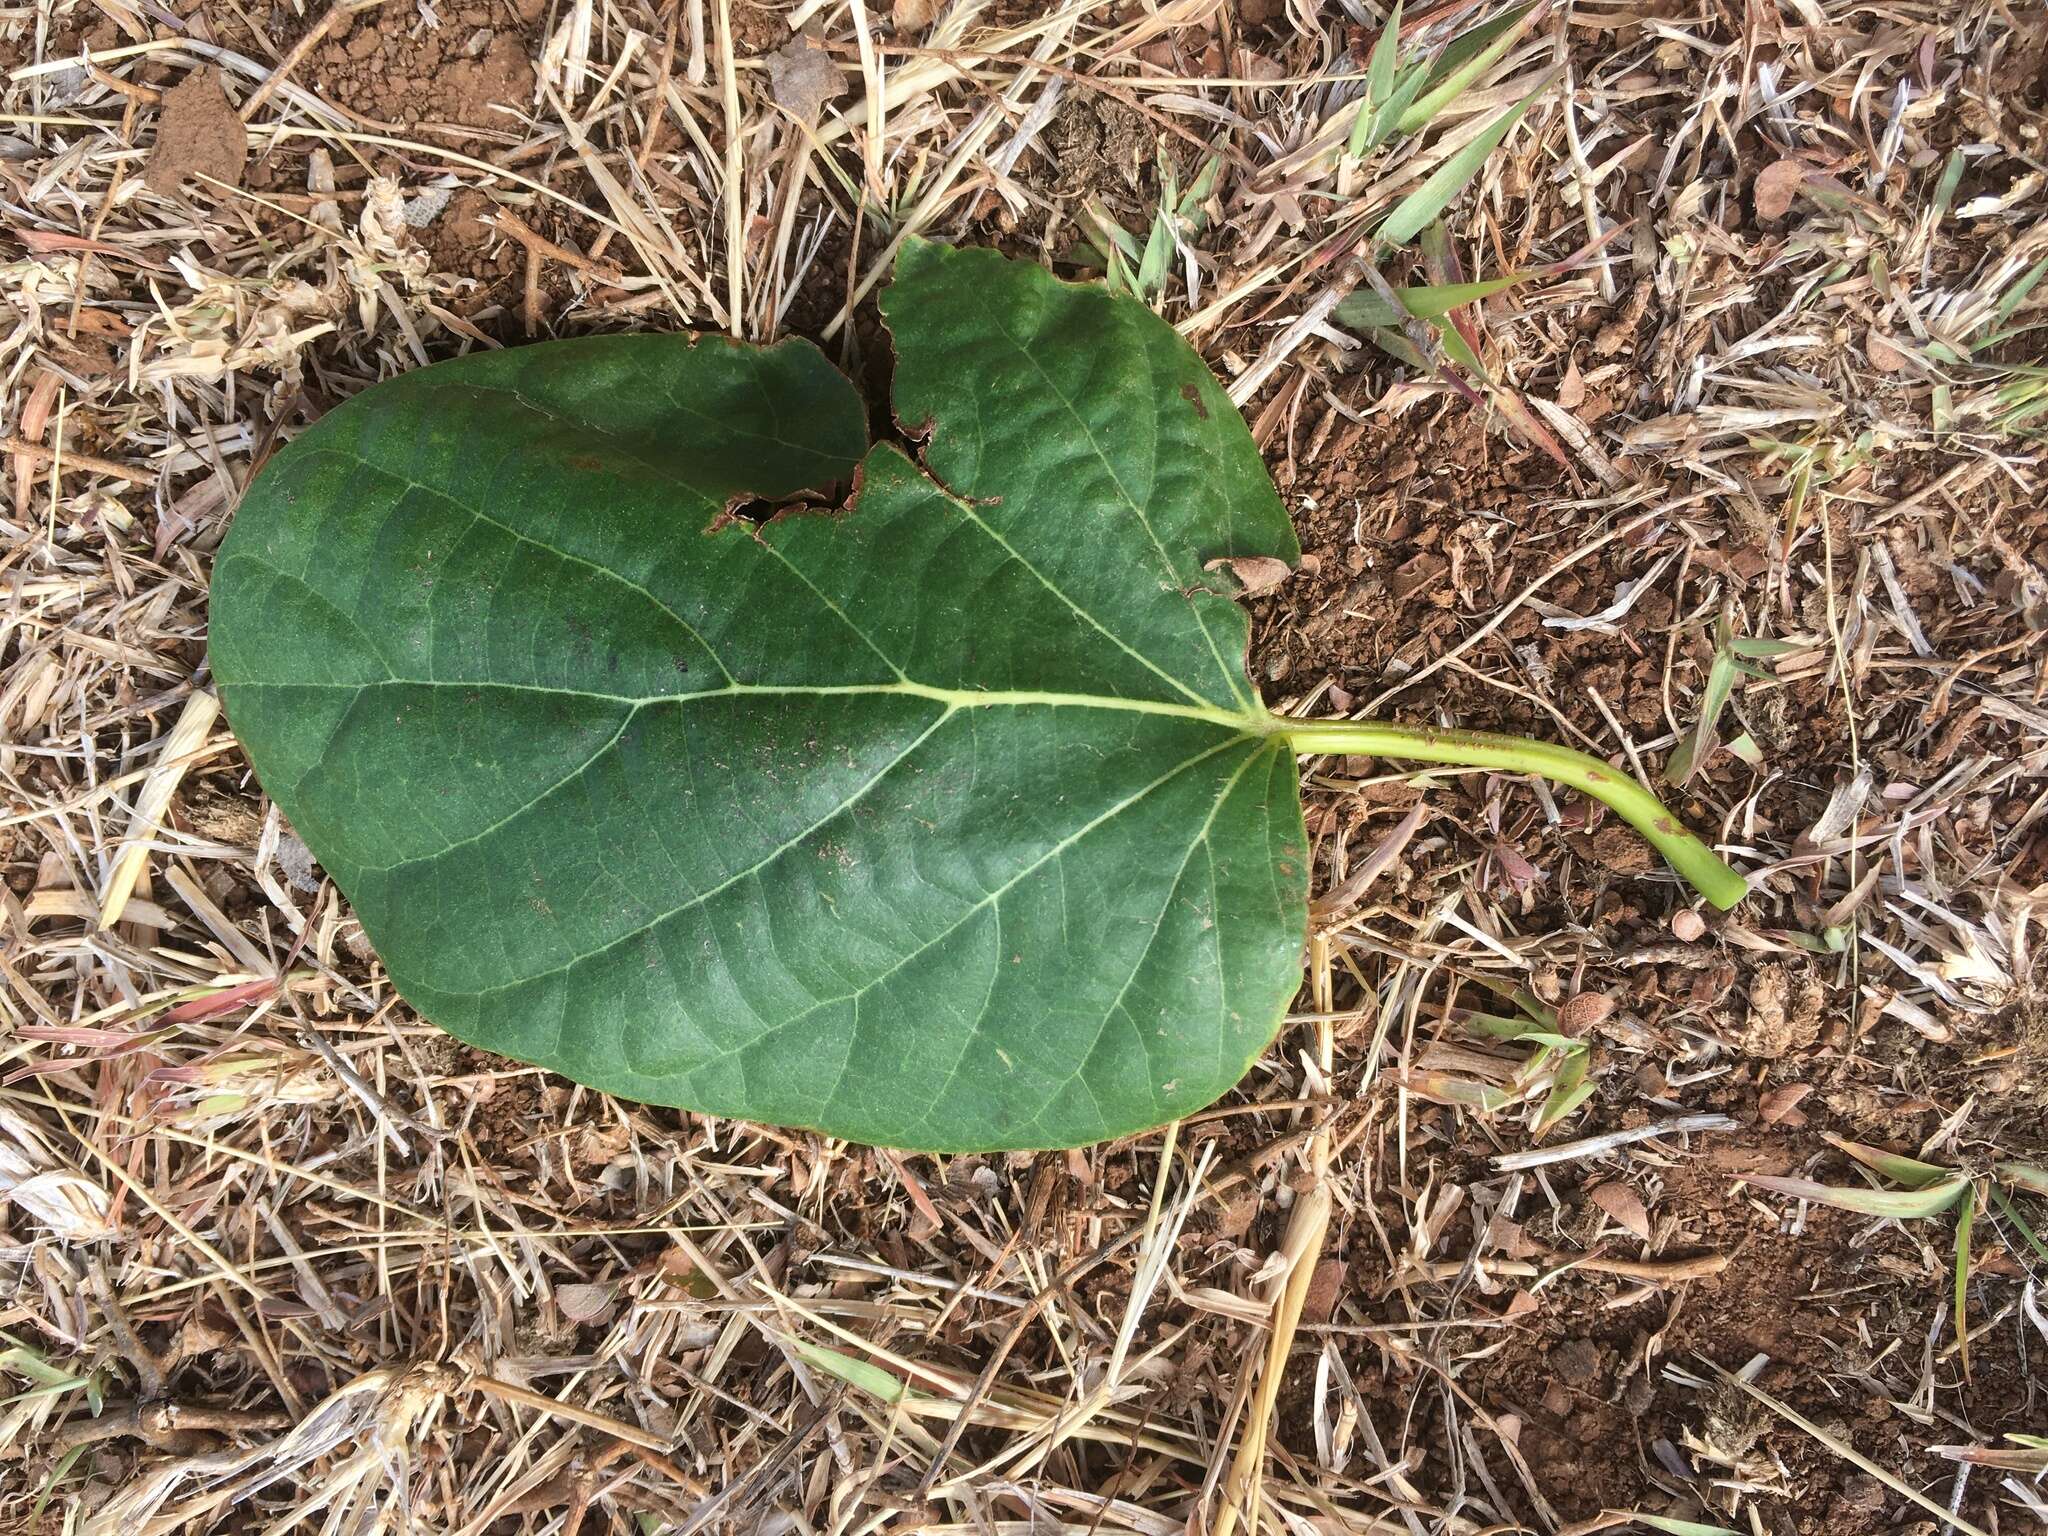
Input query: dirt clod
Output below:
<box><xmin>1551</xmin><ymin>1338</ymin><xmax>1602</xmax><ymax>1387</ymax></box>
<box><xmin>144</xmin><ymin>66</ymin><xmax>247</xmax><ymax>194</ymax></box>
<box><xmin>1740</xmin><ymin>963</ymin><xmax>1826</xmax><ymax>1059</ymax></box>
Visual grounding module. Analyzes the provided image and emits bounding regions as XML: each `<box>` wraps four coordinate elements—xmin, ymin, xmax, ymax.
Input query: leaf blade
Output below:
<box><xmin>213</xmin><ymin>246</ymin><xmax>1310</xmax><ymax>1153</ymax></box>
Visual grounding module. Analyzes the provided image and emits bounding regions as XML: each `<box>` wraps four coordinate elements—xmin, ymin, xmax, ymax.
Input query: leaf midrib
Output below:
<box><xmin>230</xmin><ymin>674</ymin><xmax>1266</xmax><ymax>731</ymax></box>
<box><xmin>255</xmin><ymin>677</ymin><xmax>1268</xmax><ymax>887</ymax></box>
<box><xmin>301</xmin><ymin>386</ymin><xmax>1235</xmax><ymax>714</ymax></box>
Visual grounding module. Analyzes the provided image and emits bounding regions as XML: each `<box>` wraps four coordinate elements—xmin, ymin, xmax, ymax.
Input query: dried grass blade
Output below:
<box><xmin>98</xmin><ymin>689</ymin><xmax>220</xmax><ymax>929</ymax></box>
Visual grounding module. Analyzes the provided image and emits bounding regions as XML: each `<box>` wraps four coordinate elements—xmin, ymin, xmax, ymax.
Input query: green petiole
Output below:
<box><xmin>1275</xmin><ymin>716</ymin><xmax>1749</xmax><ymax>911</ymax></box>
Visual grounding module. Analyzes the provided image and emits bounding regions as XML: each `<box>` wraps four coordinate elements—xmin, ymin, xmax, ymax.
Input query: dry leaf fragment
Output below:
<box><xmin>1671</xmin><ymin>908</ymin><xmax>1707</xmax><ymax>942</ymax></box>
<box><xmin>1758</xmin><ymin>1082</ymin><xmax>1814</xmax><ymax>1125</ymax></box>
<box><xmin>1205</xmin><ymin>555</ymin><xmax>1293</xmax><ymax>595</ymax></box>
<box><xmin>767</xmin><ymin>38</ymin><xmax>844</xmax><ymax>123</ymax></box>
<box><xmin>1754</xmin><ymin>158</ymin><xmax>1808</xmax><ymax>221</ymax></box>
<box><xmin>1302</xmin><ymin>1257</ymin><xmax>1347</xmax><ymax>1323</ymax></box>
<box><xmin>1556</xmin><ymin>355</ymin><xmax>1586</xmax><ymax>410</ymax></box>
<box><xmin>1588</xmin><ymin>1181</ymin><xmax>1652</xmax><ymax>1242</ymax></box>
<box><xmin>0</xmin><ymin>1108</ymin><xmax>118</xmax><ymax>1241</ymax></box>
<box><xmin>893</xmin><ymin>0</ymin><xmax>945</xmax><ymax>30</ymax></box>
<box><xmin>1555</xmin><ymin>991</ymin><xmax>1616</xmax><ymax>1037</ymax></box>
<box><xmin>556</xmin><ymin>1282</ymin><xmax>616</xmax><ymax>1323</ymax></box>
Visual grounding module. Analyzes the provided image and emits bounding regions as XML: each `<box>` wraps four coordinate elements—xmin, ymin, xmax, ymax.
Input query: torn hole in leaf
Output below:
<box><xmin>711</xmin><ymin>478</ymin><xmax>858</xmax><ymax>532</ymax></box>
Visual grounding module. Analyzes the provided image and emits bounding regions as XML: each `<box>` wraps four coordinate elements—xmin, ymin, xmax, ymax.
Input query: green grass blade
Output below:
<box><xmin>1359</xmin><ymin>324</ymin><xmax>1437</xmax><ymax>373</ymax></box>
<box><xmin>794</xmin><ymin>1340</ymin><xmax>908</xmax><ymax>1403</ymax></box>
<box><xmin>1517</xmin><ymin>1031</ymin><xmax>1580</xmax><ymax>1051</ymax></box>
<box><xmin>1825</xmin><ymin>1133</ymin><xmax>1954</xmax><ymax>1189</ymax></box>
<box><xmin>1436</xmin><ymin>317</ymin><xmax>1490</xmax><ymax>382</ymax></box>
<box><xmin>1399</xmin><ymin>1071</ymin><xmax>1522</xmax><ymax>1112</ymax></box>
<box><xmin>1667</xmin><ymin>645</ymin><xmax>1739</xmax><ymax>786</ymax></box>
<box><xmin>1993</xmin><ymin>256</ymin><xmax>2048</xmax><ymax>328</ymax></box>
<box><xmin>1334</xmin><ymin>272</ymin><xmax>1528</xmax><ymax>330</ymax></box>
<box><xmin>1365</xmin><ymin>58</ymin><xmax>1436</xmax><ymax>150</ymax></box>
<box><xmin>1931</xmin><ymin>149</ymin><xmax>1965</xmax><ymax>224</ymax></box>
<box><xmin>29</xmin><ymin>1445</ymin><xmax>86</xmax><ymax>1525</ymax></box>
<box><xmin>1746</xmin><ymin>1174</ymin><xmax>1968</xmax><ymax>1220</ymax></box>
<box><xmin>1394</xmin><ymin>2</ymin><xmax>1539</xmax><ymax>135</ymax></box>
<box><xmin>1369</xmin><ymin>2</ymin><xmax>1403</xmax><ymax>113</ymax></box>
<box><xmin>1399</xmin><ymin>274</ymin><xmax>1526</xmax><ymax>316</ymax></box>
<box><xmin>1136</xmin><ymin>211</ymin><xmax>1173</xmax><ymax>297</ymax></box>
<box><xmin>1349</xmin><ymin>0</ymin><xmax>1404</xmax><ymax>157</ymax></box>
<box><xmin>1699</xmin><ymin>649</ymin><xmax>1739</xmax><ymax>735</ymax></box>
<box><xmin>1378</xmin><ymin>83</ymin><xmax>1548</xmax><ymax>246</ymax></box>
<box><xmin>1998</xmin><ymin>1160</ymin><xmax>2048</xmax><ymax>1196</ymax></box>
<box><xmin>1085</xmin><ymin>200</ymin><xmax>1142</xmax><ymax>263</ymax></box>
<box><xmin>1531</xmin><ymin>1046</ymin><xmax>1593</xmax><ymax>1137</ymax></box>
<box><xmin>1954</xmin><ymin>1190</ymin><xmax>1975</xmax><ymax>1378</ymax></box>
<box><xmin>1729</xmin><ymin>636</ymin><xmax>1801</xmax><ymax>659</ymax></box>
<box><xmin>1987</xmin><ymin>1186</ymin><xmax>2048</xmax><ymax>1263</ymax></box>
<box><xmin>1452</xmin><ymin>1007</ymin><xmax>1550</xmax><ymax>1039</ymax></box>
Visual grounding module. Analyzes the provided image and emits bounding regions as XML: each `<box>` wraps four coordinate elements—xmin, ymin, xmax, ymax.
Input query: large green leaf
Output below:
<box><xmin>210</xmin><ymin>239</ymin><xmax>1308</xmax><ymax>1152</ymax></box>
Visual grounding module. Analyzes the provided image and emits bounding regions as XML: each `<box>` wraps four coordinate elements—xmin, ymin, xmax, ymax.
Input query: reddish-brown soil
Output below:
<box><xmin>1228</xmin><ymin>274</ymin><xmax>2047</xmax><ymax>1524</ymax></box>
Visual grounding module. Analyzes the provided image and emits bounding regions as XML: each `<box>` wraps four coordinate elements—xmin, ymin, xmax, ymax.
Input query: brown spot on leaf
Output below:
<box><xmin>1181</xmin><ymin>383</ymin><xmax>1209</xmax><ymax>419</ymax></box>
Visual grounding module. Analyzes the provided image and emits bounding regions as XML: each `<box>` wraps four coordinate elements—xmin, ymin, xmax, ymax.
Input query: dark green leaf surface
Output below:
<box><xmin>212</xmin><ymin>240</ymin><xmax>1308</xmax><ymax>1150</ymax></box>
